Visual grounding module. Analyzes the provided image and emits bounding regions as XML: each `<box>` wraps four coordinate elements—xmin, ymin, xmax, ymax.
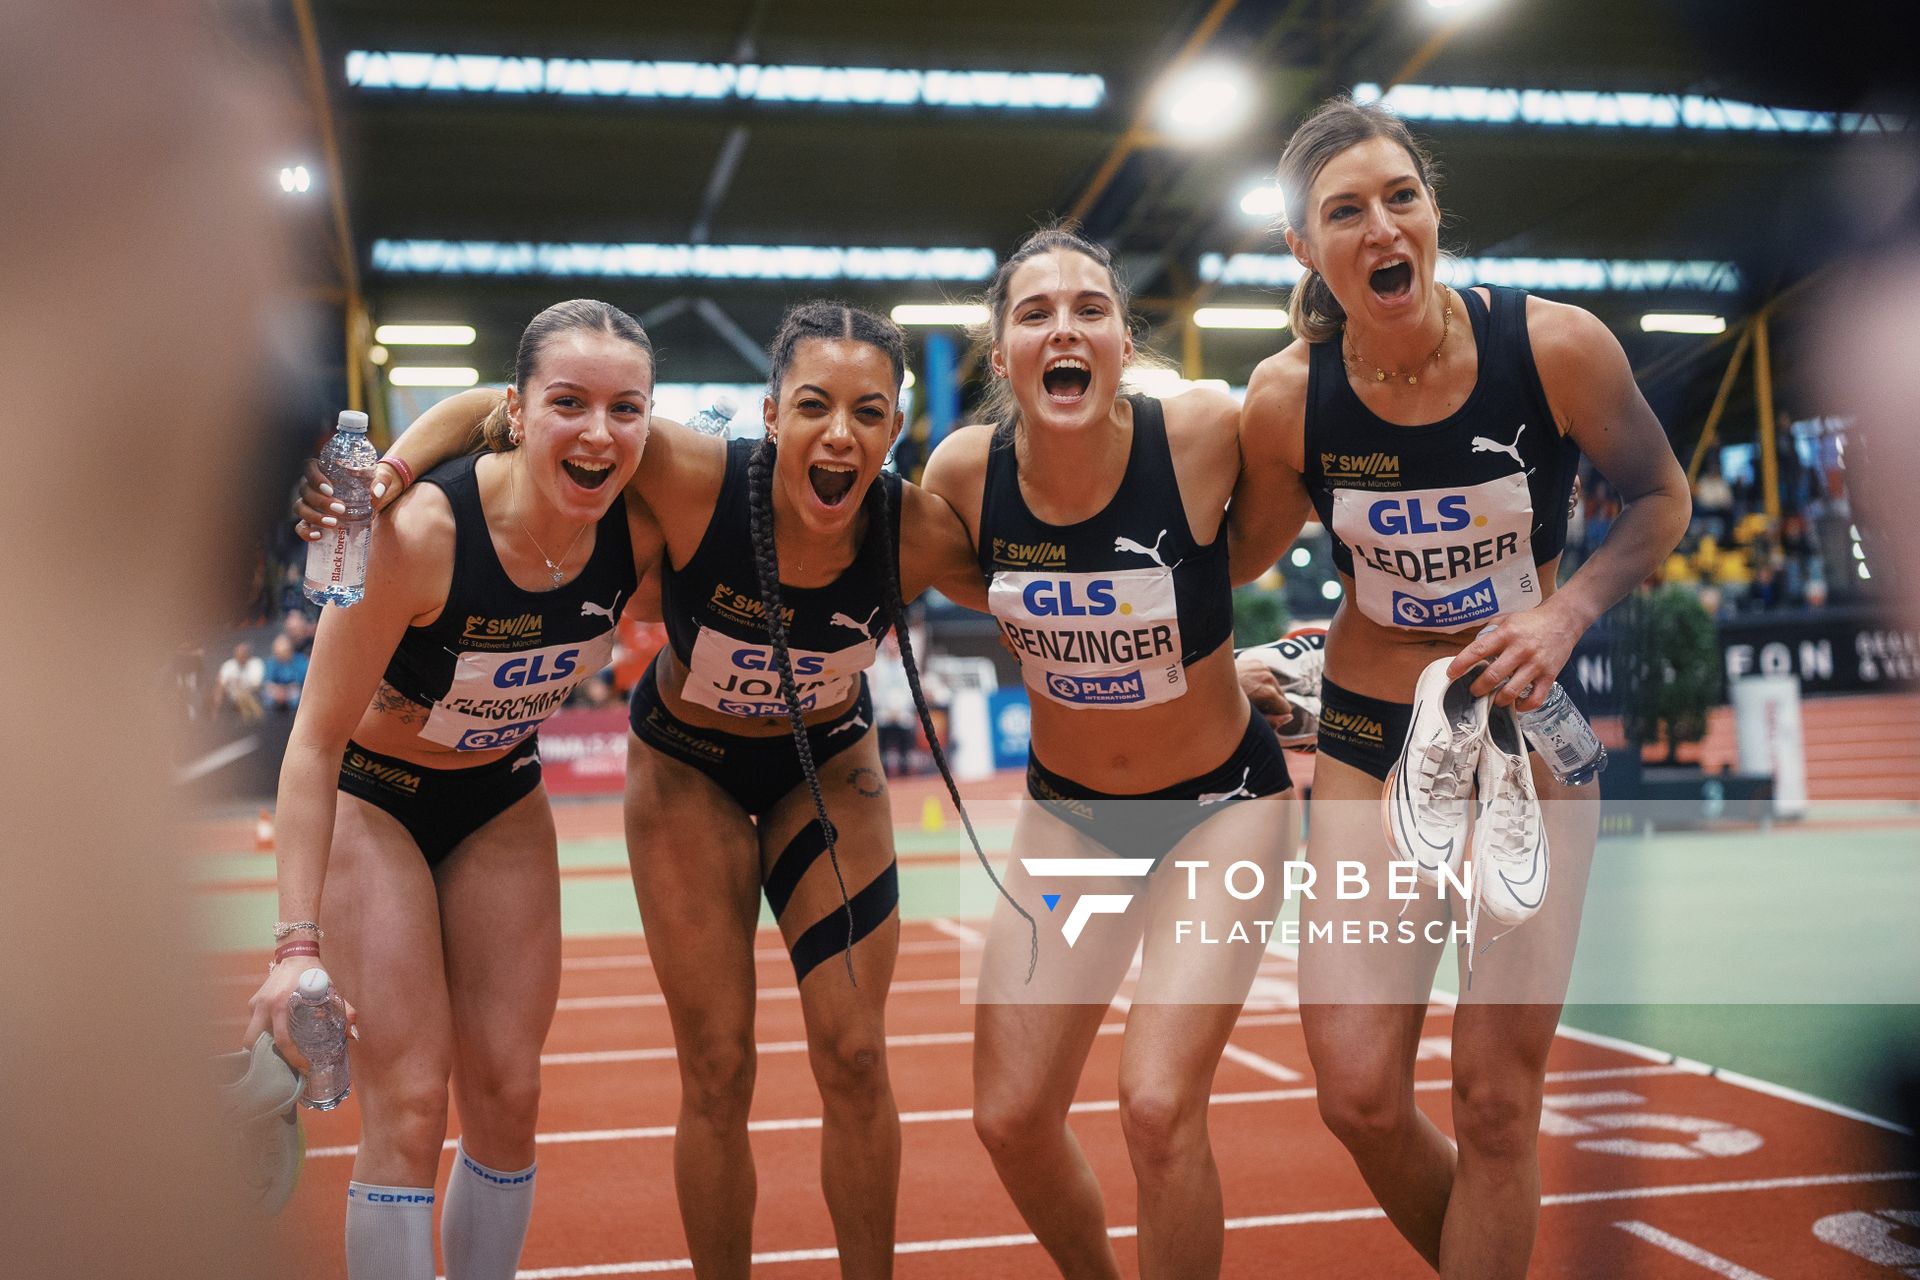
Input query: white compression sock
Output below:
<box><xmin>345</xmin><ymin>1182</ymin><xmax>436</xmax><ymax>1280</ymax></box>
<box><xmin>440</xmin><ymin>1140</ymin><xmax>537</xmax><ymax>1280</ymax></box>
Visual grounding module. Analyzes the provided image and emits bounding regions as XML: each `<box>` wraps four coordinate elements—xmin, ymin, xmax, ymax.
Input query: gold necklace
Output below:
<box><xmin>510</xmin><ymin>459</ymin><xmax>588</xmax><ymax>586</ymax></box>
<box><xmin>1344</xmin><ymin>286</ymin><xmax>1453</xmax><ymax>386</ymax></box>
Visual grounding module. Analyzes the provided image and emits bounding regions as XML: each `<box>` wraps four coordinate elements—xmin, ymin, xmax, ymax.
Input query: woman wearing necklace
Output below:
<box><xmin>319</xmin><ymin>302</ymin><xmax>1010</xmax><ymax>1278</ymax></box>
<box><xmin>248</xmin><ymin>299</ymin><xmax>659</xmax><ymax>1280</ymax></box>
<box><xmin>1231</xmin><ymin>100</ymin><xmax>1690</xmax><ymax>1277</ymax></box>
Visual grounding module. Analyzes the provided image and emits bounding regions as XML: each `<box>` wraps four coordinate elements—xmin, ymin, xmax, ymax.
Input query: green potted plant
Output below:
<box><xmin>1613</xmin><ymin>585</ymin><xmax>1720</xmax><ymax>765</ymax></box>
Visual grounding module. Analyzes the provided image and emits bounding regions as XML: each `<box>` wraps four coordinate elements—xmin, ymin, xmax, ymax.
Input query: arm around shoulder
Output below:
<box><xmin>1227</xmin><ymin>349</ymin><xmax>1315</xmax><ymax>586</ymax></box>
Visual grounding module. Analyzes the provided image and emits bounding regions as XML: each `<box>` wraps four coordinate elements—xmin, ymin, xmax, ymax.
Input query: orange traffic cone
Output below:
<box><xmin>254</xmin><ymin>808</ymin><xmax>275</xmax><ymax>851</ymax></box>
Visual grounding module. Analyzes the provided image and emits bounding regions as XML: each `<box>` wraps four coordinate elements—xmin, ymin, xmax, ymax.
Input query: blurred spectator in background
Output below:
<box><xmin>281</xmin><ymin>606</ymin><xmax>315</xmax><ymax>654</ymax></box>
<box><xmin>871</xmin><ymin>632</ymin><xmax>920</xmax><ymax>775</ymax></box>
<box><xmin>171</xmin><ymin>645</ymin><xmax>208</xmax><ymax>723</ymax></box>
<box><xmin>1693</xmin><ymin>457</ymin><xmax>1735</xmax><ymax>540</ymax></box>
<box><xmin>216</xmin><ymin>642</ymin><xmax>265</xmax><ymax>720</ymax></box>
<box><xmin>261</xmin><ymin>633</ymin><xmax>308</xmax><ymax>712</ymax></box>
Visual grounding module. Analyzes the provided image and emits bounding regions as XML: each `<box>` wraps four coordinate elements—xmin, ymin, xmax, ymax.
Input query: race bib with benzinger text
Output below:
<box><xmin>1332</xmin><ymin>472</ymin><xmax>1539</xmax><ymax>633</ymax></box>
<box><xmin>989</xmin><ymin>567</ymin><xmax>1184</xmax><ymax>709</ymax></box>
<box><xmin>682</xmin><ymin>626</ymin><xmax>876</xmax><ymax>718</ymax></box>
<box><xmin>421</xmin><ymin>632</ymin><xmax>616</xmax><ymax>751</ymax></box>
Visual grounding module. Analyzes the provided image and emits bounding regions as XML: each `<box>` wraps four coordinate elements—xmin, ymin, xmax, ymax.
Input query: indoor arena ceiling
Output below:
<box><xmin>272</xmin><ymin>0</ymin><xmax>1914</xmax><ymax>435</ymax></box>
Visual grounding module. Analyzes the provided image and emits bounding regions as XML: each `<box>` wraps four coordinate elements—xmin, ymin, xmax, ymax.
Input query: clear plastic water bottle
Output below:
<box><xmin>1518</xmin><ymin>683</ymin><xmax>1609</xmax><ymax>786</ymax></box>
<box><xmin>287</xmin><ymin>967</ymin><xmax>351</xmax><ymax>1111</ymax></box>
<box><xmin>303</xmin><ymin>410</ymin><xmax>377</xmax><ymax>607</ymax></box>
<box><xmin>683</xmin><ymin>393</ymin><xmax>738</xmax><ymax>437</ymax></box>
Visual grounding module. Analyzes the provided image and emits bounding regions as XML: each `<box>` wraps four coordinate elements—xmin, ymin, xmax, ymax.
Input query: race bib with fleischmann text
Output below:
<box><xmin>989</xmin><ymin>567</ymin><xmax>1184</xmax><ymax>709</ymax></box>
<box><xmin>420</xmin><ymin>632</ymin><xmax>616</xmax><ymax>751</ymax></box>
<box><xmin>681</xmin><ymin>626</ymin><xmax>876</xmax><ymax>718</ymax></box>
<box><xmin>1332</xmin><ymin>473</ymin><xmax>1539</xmax><ymax>633</ymax></box>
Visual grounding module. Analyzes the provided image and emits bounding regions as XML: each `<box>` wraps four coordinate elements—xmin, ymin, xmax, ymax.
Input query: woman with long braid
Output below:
<box><xmin>317</xmin><ymin>301</ymin><xmax>1025</xmax><ymax>1279</ymax></box>
<box><xmin>921</xmin><ymin>227</ymin><xmax>1300</xmax><ymax>1280</ymax></box>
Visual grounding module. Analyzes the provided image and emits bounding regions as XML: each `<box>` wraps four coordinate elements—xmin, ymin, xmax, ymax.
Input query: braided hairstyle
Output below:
<box><xmin>750</xmin><ymin>301</ymin><xmax>1037</xmax><ymax>983</ymax></box>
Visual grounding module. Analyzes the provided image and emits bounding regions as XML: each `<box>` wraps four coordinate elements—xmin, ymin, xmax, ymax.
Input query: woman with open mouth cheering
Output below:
<box><xmin>318</xmin><ymin>301</ymin><xmax>1014</xmax><ymax>1279</ymax></box>
<box><xmin>922</xmin><ymin>227</ymin><xmax>1300</xmax><ymax>1280</ymax></box>
<box><xmin>260</xmin><ymin>299</ymin><xmax>657</xmax><ymax>1280</ymax></box>
<box><xmin>1232</xmin><ymin>98</ymin><xmax>1689</xmax><ymax>1279</ymax></box>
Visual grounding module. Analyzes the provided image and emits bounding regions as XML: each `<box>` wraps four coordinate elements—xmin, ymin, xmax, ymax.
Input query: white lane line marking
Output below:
<box><xmin>176</xmin><ymin>735</ymin><xmax>259</xmax><ymax>784</ymax></box>
<box><xmin>551</xmin><ymin>976</ymin><xmax>966</xmax><ymax>1011</ymax></box>
<box><xmin>1612</xmin><ymin>1220</ymin><xmax>1775</xmax><ymax>1279</ymax></box>
<box><xmin>537</xmin><ymin>1010</ymin><xmax>1331</xmax><ymax>1068</ymax></box>
<box><xmin>927</xmin><ymin>916</ymin><xmax>986</xmax><ymax>947</ymax></box>
<box><xmin>210</xmin><ymin>936</ymin><xmax>966</xmax><ymax>985</ymax></box>
<box><xmin>558</xmin><ymin>938</ymin><xmax>963</xmax><ymax>971</ymax></box>
<box><xmin>503</xmin><ymin>1170</ymin><xmax>1920</xmax><ymax>1276</ymax></box>
<box><xmin>307</xmin><ymin>1064</ymin><xmax>1691</xmax><ymax>1159</ymax></box>
<box><xmin>1220</xmin><ymin>1042</ymin><xmax>1304</xmax><ymax>1082</ymax></box>
<box><xmin>1553</xmin><ymin>1023</ymin><xmax>1915</xmax><ymax>1136</ymax></box>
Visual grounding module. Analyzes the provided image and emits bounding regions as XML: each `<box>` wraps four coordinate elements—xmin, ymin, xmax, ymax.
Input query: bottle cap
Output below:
<box><xmin>708</xmin><ymin>392</ymin><xmax>738</xmax><ymax>417</ymax></box>
<box><xmin>296</xmin><ymin>968</ymin><xmax>333</xmax><ymax>1000</ymax></box>
<box><xmin>336</xmin><ymin>410</ymin><xmax>370</xmax><ymax>433</ymax></box>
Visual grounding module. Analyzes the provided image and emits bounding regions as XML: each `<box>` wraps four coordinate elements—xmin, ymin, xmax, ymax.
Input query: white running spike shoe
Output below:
<box><xmin>1470</xmin><ymin>703</ymin><xmax>1550</xmax><ymax>927</ymax></box>
<box><xmin>1383</xmin><ymin>656</ymin><xmax>1490</xmax><ymax>885</ymax></box>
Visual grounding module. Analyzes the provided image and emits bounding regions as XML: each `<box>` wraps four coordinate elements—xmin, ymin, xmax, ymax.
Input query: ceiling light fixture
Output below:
<box><xmin>890</xmin><ymin>303</ymin><xmax>988</xmax><ymax>326</ymax></box>
<box><xmin>374</xmin><ymin>324</ymin><xmax>477</xmax><ymax>345</ymax></box>
<box><xmin>389</xmin><ymin>367</ymin><xmax>480</xmax><ymax>387</ymax></box>
<box><xmin>1194</xmin><ymin>307</ymin><xmax>1290</xmax><ymax>330</ymax></box>
<box><xmin>1155</xmin><ymin>63</ymin><xmax>1256</xmax><ymax>144</ymax></box>
<box><xmin>1640</xmin><ymin>313</ymin><xmax>1727</xmax><ymax>334</ymax></box>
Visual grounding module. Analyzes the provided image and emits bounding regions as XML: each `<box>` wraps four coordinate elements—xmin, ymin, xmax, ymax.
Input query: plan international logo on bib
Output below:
<box><xmin>1393</xmin><ymin>577</ymin><xmax>1499</xmax><ymax>627</ymax></box>
<box><xmin>1045</xmin><ymin>670</ymin><xmax>1145</xmax><ymax>704</ymax></box>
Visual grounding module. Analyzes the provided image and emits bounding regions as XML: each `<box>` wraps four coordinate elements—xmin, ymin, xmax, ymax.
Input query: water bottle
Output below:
<box><xmin>683</xmin><ymin>393</ymin><xmax>738</xmax><ymax>437</ymax></box>
<box><xmin>287</xmin><ymin>967</ymin><xmax>351</xmax><ymax>1111</ymax></box>
<box><xmin>303</xmin><ymin>410</ymin><xmax>377</xmax><ymax>607</ymax></box>
<box><xmin>1518</xmin><ymin>683</ymin><xmax>1609</xmax><ymax>786</ymax></box>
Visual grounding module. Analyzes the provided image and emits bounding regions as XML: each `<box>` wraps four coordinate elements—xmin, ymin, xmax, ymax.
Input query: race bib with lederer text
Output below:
<box><xmin>989</xmin><ymin>567</ymin><xmax>1184</xmax><ymax>709</ymax></box>
<box><xmin>682</xmin><ymin>626</ymin><xmax>877</xmax><ymax>718</ymax></box>
<box><xmin>1331</xmin><ymin>472</ymin><xmax>1539</xmax><ymax>633</ymax></box>
<box><xmin>421</xmin><ymin>631</ymin><xmax>617</xmax><ymax>751</ymax></box>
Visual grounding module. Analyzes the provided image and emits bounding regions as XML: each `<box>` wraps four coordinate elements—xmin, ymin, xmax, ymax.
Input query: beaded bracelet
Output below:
<box><xmin>273</xmin><ymin>921</ymin><xmax>324</xmax><ymax>941</ymax></box>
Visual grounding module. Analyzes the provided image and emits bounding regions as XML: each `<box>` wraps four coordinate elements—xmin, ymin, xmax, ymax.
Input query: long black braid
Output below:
<box><xmin>868</xmin><ymin>477</ymin><xmax>1040</xmax><ymax>981</ymax></box>
<box><xmin>752</xmin><ymin>299</ymin><xmax>1039</xmax><ymax>985</ymax></box>
<box><xmin>747</xmin><ymin>435</ymin><xmax>863</xmax><ymax>986</ymax></box>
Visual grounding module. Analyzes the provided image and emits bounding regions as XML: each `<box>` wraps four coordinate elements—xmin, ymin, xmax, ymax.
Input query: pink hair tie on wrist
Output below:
<box><xmin>380</xmin><ymin>454</ymin><xmax>415</xmax><ymax>492</ymax></box>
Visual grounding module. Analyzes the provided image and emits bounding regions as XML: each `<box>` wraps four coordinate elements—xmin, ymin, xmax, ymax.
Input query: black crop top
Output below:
<box><xmin>1303</xmin><ymin>285</ymin><xmax>1580</xmax><ymax>633</ymax></box>
<box><xmin>659</xmin><ymin>437</ymin><xmax>902</xmax><ymax>718</ymax></box>
<box><xmin>382</xmin><ymin>452</ymin><xmax>636</xmax><ymax>751</ymax></box>
<box><xmin>978</xmin><ymin>393</ymin><xmax>1233</xmax><ymax>710</ymax></box>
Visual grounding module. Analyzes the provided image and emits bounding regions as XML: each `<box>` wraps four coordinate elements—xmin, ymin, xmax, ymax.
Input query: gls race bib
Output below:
<box><xmin>682</xmin><ymin>627</ymin><xmax>876</xmax><ymax>718</ymax></box>
<box><xmin>989</xmin><ymin>567</ymin><xmax>1185</xmax><ymax>709</ymax></box>
<box><xmin>1332</xmin><ymin>473</ymin><xmax>1539</xmax><ymax>633</ymax></box>
<box><xmin>421</xmin><ymin>632</ymin><xmax>616</xmax><ymax>750</ymax></box>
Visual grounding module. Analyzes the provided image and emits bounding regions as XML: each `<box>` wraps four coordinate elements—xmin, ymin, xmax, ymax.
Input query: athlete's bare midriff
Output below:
<box><xmin>342</xmin><ymin>682</ymin><xmax>523</xmax><ymax>768</ymax></box>
<box><xmin>1322</xmin><ymin>551</ymin><xmax>1565</xmax><ymax>700</ymax></box>
<box><xmin>1023</xmin><ymin>640</ymin><xmax>1250</xmax><ymax>792</ymax></box>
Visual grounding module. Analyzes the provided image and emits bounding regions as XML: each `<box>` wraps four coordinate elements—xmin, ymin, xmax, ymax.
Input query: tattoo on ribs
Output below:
<box><xmin>369</xmin><ymin>681</ymin><xmax>429</xmax><ymax>725</ymax></box>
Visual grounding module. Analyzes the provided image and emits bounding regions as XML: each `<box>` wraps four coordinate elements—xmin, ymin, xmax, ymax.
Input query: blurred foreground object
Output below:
<box><xmin>0</xmin><ymin>2</ymin><xmax>297</xmax><ymax>1275</ymax></box>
